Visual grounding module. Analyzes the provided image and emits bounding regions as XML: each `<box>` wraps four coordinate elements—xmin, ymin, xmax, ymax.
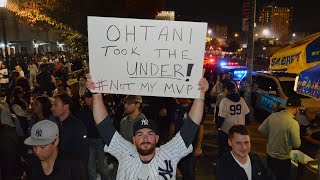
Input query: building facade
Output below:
<box><xmin>258</xmin><ymin>5</ymin><xmax>293</xmax><ymax>44</ymax></box>
<box><xmin>0</xmin><ymin>9</ymin><xmax>64</xmax><ymax>57</ymax></box>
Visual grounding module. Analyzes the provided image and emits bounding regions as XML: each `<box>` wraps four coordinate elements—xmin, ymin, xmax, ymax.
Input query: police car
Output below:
<box><xmin>220</xmin><ymin>61</ymin><xmax>248</xmax><ymax>82</ymax></box>
<box><xmin>247</xmin><ymin>72</ymin><xmax>320</xmax><ymax>124</ymax></box>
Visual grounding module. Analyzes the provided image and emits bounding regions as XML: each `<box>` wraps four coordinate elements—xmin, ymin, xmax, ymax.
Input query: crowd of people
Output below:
<box><xmin>0</xmin><ymin>60</ymin><xmax>207</xmax><ymax>179</ymax></box>
<box><xmin>0</xmin><ymin>52</ymin><xmax>319</xmax><ymax>180</ymax></box>
<box><xmin>208</xmin><ymin>67</ymin><xmax>319</xmax><ymax>180</ymax></box>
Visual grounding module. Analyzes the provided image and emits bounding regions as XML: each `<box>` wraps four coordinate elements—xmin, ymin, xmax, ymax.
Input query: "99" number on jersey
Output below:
<box><xmin>230</xmin><ymin>104</ymin><xmax>241</xmax><ymax>115</ymax></box>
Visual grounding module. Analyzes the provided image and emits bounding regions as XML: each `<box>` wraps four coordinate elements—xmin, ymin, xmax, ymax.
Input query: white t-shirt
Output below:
<box><xmin>28</xmin><ymin>64</ymin><xmax>38</xmax><ymax>75</ymax></box>
<box><xmin>19</xmin><ymin>70</ymin><xmax>25</xmax><ymax>77</ymax></box>
<box><xmin>138</xmin><ymin>164</ymin><xmax>151</xmax><ymax>180</ymax></box>
<box><xmin>231</xmin><ymin>151</ymin><xmax>252</xmax><ymax>180</ymax></box>
<box><xmin>219</xmin><ymin>97</ymin><xmax>250</xmax><ymax>133</ymax></box>
<box><xmin>0</xmin><ymin>68</ymin><xmax>9</xmax><ymax>84</ymax></box>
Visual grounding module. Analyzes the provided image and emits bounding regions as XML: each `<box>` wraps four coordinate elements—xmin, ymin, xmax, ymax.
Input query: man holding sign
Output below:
<box><xmin>85</xmin><ymin>69</ymin><xmax>208</xmax><ymax>179</ymax></box>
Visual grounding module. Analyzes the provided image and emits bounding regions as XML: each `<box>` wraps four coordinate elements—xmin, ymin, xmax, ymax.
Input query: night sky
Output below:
<box><xmin>166</xmin><ymin>0</ymin><xmax>320</xmax><ymax>33</ymax></box>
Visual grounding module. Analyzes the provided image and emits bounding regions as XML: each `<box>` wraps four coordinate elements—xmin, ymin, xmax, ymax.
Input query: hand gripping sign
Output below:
<box><xmin>88</xmin><ymin>16</ymin><xmax>207</xmax><ymax>98</ymax></box>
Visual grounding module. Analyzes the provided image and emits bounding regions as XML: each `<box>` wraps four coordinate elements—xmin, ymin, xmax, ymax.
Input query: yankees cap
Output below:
<box><xmin>24</xmin><ymin>120</ymin><xmax>59</xmax><ymax>146</ymax></box>
<box><xmin>133</xmin><ymin>118</ymin><xmax>158</xmax><ymax>135</ymax></box>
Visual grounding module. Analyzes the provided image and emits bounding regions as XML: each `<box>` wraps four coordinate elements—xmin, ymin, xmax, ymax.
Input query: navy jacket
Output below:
<box><xmin>216</xmin><ymin>152</ymin><xmax>275</xmax><ymax>180</ymax></box>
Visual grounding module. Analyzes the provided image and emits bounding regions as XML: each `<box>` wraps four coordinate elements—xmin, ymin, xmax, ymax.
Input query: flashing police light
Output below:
<box><xmin>234</xmin><ymin>70</ymin><xmax>247</xmax><ymax>78</ymax></box>
<box><xmin>220</xmin><ymin>62</ymin><xmax>227</xmax><ymax>66</ymax></box>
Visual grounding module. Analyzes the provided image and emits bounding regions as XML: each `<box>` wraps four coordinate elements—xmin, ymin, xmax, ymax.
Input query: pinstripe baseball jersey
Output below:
<box><xmin>104</xmin><ymin>131</ymin><xmax>192</xmax><ymax>180</ymax></box>
<box><xmin>97</xmin><ymin>116</ymin><xmax>198</xmax><ymax>180</ymax></box>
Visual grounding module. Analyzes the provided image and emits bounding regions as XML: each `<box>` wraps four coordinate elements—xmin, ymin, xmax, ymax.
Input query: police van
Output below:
<box><xmin>252</xmin><ymin>32</ymin><xmax>320</xmax><ymax>123</ymax></box>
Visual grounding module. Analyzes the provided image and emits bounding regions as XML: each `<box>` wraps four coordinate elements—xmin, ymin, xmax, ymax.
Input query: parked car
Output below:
<box><xmin>240</xmin><ymin>72</ymin><xmax>320</xmax><ymax>123</ymax></box>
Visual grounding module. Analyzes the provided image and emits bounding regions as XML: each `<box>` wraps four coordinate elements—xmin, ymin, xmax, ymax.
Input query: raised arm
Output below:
<box><xmin>86</xmin><ymin>74</ymin><xmax>108</xmax><ymax>124</ymax></box>
<box><xmin>179</xmin><ymin>69</ymin><xmax>209</xmax><ymax>147</ymax></box>
<box><xmin>86</xmin><ymin>74</ymin><xmax>116</xmax><ymax>147</ymax></box>
<box><xmin>188</xmin><ymin>69</ymin><xmax>209</xmax><ymax>125</ymax></box>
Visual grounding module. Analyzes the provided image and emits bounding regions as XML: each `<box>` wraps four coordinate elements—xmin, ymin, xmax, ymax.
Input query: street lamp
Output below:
<box><xmin>207</xmin><ymin>29</ymin><xmax>212</xmax><ymax>36</ymax></box>
<box><xmin>292</xmin><ymin>33</ymin><xmax>296</xmax><ymax>43</ymax></box>
<box><xmin>0</xmin><ymin>0</ymin><xmax>7</xmax><ymax>7</ymax></box>
<box><xmin>262</xmin><ymin>29</ymin><xmax>270</xmax><ymax>38</ymax></box>
<box><xmin>0</xmin><ymin>0</ymin><xmax>9</xmax><ymax>64</ymax></box>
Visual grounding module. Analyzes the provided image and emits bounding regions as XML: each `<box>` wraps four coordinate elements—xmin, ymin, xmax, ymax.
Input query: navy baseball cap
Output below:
<box><xmin>286</xmin><ymin>96</ymin><xmax>301</xmax><ymax>107</ymax></box>
<box><xmin>133</xmin><ymin>118</ymin><xmax>158</xmax><ymax>135</ymax></box>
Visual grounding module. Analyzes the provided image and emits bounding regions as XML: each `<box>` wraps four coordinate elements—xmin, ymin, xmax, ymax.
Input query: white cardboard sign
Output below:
<box><xmin>88</xmin><ymin>16</ymin><xmax>207</xmax><ymax>98</ymax></box>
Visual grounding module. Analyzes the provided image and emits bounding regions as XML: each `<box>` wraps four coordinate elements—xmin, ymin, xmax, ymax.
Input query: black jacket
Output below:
<box><xmin>216</xmin><ymin>152</ymin><xmax>275</xmax><ymax>180</ymax></box>
<box><xmin>78</xmin><ymin>105</ymin><xmax>101</xmax><ymax>139</ymax></box>
<box><xmin>58</xmin><ymin>115</ymin><xmax>88</xmax><ymax>165</ymax></box>
<box><xmin>28</xmin><ymin>151</ymin><xmax>87</xmax><ymax>180</ymax></box>
<box><xmin>36</xmin><ymin>71</ymin><xmax>52</xmax><ymax>92</ymax></box>
<box><xmin>0</xmin><ymin>125</ymin><xmax>19</xmax><ymax>180</ymax></box>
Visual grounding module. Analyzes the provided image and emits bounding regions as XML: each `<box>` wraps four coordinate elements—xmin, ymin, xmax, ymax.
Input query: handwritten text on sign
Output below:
<box><xmin>88</xmin><ymin>17</ymin><xmax>207</xmax><ymax>98</ymax></box>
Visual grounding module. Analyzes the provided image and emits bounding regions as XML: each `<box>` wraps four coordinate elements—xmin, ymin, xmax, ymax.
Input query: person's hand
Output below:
<box><xmin>86</xmin><ymin>73</ymin><xmax>96</xmax><ymax>91</ymax></box>
<box><xmin>302</xmin><ymin>133</ymin><xmax>310</xmax><ymax>138</ymax></box>
<box><xmin>198</xmin><ymin>69</ymin><xmax>209</xmax><ymax>95</ymax></box>
<box><xmin>193</xmin><ymin>147</ymin><xmax>203</xmax><ymax>157</ymax></box>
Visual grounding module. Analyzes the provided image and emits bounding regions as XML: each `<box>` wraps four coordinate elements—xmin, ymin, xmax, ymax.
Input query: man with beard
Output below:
<box><xmin>86</xmin><ymin>70</ymin><xmax>208</xmax><ymax>179</ymax></box>
<box><xmin>24</xmin><ymin>120</ymin><xmax>87</xmax><ymax>180</ymax></box>
<box><xmin>258</xmin><ymin>96</ymin><xmax>301</xmax><ymax>180</ymax></box>
<box><xmin>216</xmin><ymin>125</ymin><xmax>275</xmax><ymax>180</ymax></box>
<box><xmin>120</xmin><ymin>95</ymin><xmax>146</xmax><ymax>143</ymax></box>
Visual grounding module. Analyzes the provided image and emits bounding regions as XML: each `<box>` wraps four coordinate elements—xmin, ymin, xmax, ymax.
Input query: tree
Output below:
<box><xmin>7</xmin><ymin>0</ymin><xmax>164</xmax><ymax>50</ymax></box>
<box><xmin>226</xmin><ymin>40</ymin><xmax>240</xmax><ymax>52</ymax></box>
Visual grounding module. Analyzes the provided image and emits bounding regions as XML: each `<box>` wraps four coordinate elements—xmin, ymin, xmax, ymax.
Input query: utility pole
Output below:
<box><xmin>244</xmin><ymin>0</ymin><xmax>256</xmax><ymax>118</ymax></box>
<box><xmin>1</xmin><ymin>5</ymin><xmax>9</xmax><ymax>67</ymax></box>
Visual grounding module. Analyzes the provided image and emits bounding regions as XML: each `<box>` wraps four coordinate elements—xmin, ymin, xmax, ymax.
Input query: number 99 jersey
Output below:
<box><xmin>218</xmin><ymin>96</ymin><xmax>250</xmax><ymax>134</ymax></box>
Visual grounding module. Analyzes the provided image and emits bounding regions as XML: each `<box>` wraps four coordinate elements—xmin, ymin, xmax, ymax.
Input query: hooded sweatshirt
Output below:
<box><xmin>218</xmin><ymin>92</ymin><xmax>250</xmax><ymax>134</ymax></box>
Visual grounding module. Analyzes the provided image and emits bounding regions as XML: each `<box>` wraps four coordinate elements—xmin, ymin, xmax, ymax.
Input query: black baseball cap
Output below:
<box><xmin>286</xmin><ymin>96</ymin><xmax>301</xmax><ymax>107</ymax></box>
<box><xmin>133</xmin><ymin>118</ymin><xmax>158</xmax><ymax>135</ymax></box>
<box><xmin>84</xmin><ymin>91</ymin><xmax>92</xmax><ymax>98</ymax></box>
<box><xmin>222</xmin><ymin>79</ymin><xmax>231</xmax><ymax>89</ymax></box>
<box><xmin>225</xmin><ymin>81</ymin><xmax>235</xmax><ymax>91</ymax></box>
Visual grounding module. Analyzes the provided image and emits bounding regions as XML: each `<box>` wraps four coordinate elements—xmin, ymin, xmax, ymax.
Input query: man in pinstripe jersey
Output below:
<box><xmin>86</xmin><ymin>70</ymin><xmax>209</xmax><ymax>180</ymax></box>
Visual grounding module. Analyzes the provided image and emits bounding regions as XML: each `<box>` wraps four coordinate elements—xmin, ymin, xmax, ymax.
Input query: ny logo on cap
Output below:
<box><xmin>35</xmin><ymin>129</ymin><xmax>42</xmax><ymax>137</ymax></box>
<box><xmin>141</xmin><ymin>119</ymin><xmax>148</xmax><ymax>126</ymax></box>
